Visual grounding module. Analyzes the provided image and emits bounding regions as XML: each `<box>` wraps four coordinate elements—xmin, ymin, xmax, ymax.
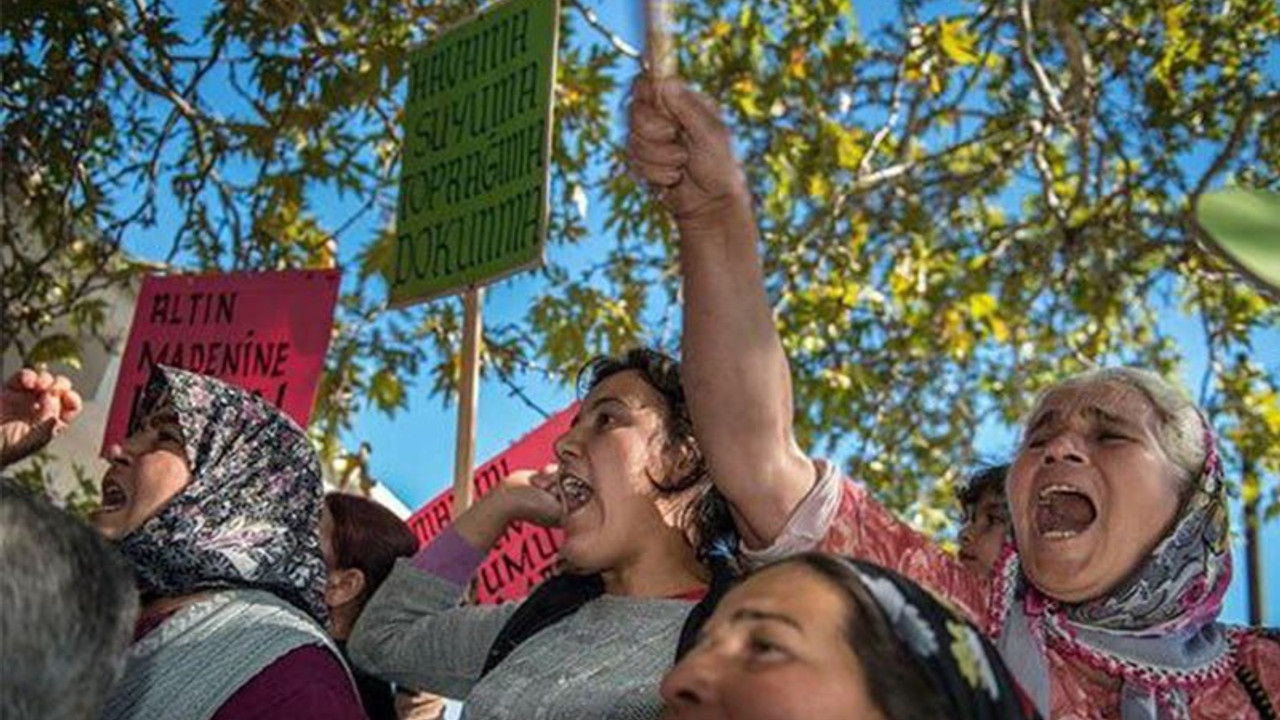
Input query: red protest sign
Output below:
<box><xmin>407</xmin><ymin>403</ymin><xmax>577</xmax><ymax>604</ymax></box>
<box><xmin>102</xmin><ymin>269</ymin><xmax>341</xmax><ymax>453</ymax></box>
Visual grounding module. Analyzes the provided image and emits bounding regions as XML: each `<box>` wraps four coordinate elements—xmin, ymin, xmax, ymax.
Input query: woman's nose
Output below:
<box><xmin>659</xmin><ymin>648</ymin><xmax>722</xmax><ymax>711</ymax></box>
<box><xmin>1042</xmin><ymin>432</ymin><xmax>1087</xmax><ymax>465</ymax></box>
<box><xmin>553</xmin><ymin>427</ymin><xmax>583</xmax><ymax>464</ymax></box>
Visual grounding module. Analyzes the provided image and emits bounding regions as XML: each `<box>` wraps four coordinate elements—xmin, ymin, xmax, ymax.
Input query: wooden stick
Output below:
<box><xmin>644</xmin><ymin>0</ymin><xmax>676</xmax><ymax>78</ymax></box>
<box><xmin>452</xmin><ymin>286</ymin><xmax>483</xmax><ymax>513</ymax></box>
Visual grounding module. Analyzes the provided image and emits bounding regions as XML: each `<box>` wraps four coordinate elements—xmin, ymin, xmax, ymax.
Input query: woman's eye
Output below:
<box><xmin>747</xmin><ymin>637</ymin><xmax>789</xmax><ymax>662</ymax></box>
<box><xmin>1098</xmin><ymin>431</ymin><xmax>1129</xmax><ymax>443</ymax></box>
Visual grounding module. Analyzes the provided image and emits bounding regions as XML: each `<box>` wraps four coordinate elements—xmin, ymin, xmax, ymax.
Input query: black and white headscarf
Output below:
<box><xmin>117</xmin><ymin>366</ymin><xmax>328</xmax><ymax>622</ymax></box>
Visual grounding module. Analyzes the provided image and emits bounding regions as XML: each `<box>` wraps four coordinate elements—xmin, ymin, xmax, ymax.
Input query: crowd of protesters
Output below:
<box><xmin>0</xmin><ymin>73</ymin><xmax>1275</xmax><ymax>720</ymax></box>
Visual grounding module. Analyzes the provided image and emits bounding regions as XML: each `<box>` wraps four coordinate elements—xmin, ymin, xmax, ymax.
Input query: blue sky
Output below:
<box><xmin>122</xmin><ymin>0</ymin><xmax>1278</xmax><ymax>624</ymax></box>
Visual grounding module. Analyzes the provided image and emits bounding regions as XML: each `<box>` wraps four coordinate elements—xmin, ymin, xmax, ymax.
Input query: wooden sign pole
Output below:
<box><xmin>644</xmin><ymin>0</ymin><xmax>676</xmax><ymax>78</ymax></box>
<box><xmin>452</xmin><ymin>286</ymin><xmax>483</xmax><ymax>513</ymax></box>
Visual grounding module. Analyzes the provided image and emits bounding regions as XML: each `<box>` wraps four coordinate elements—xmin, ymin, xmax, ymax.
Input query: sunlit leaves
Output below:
<box><xmin>938</xmin><ymin>18</ymin><xmax>980</xmax><ymax>67</ymax></box>
<box><xmin>5</xmin><ymin>0</ymin><xmax>1277</xmax><ymax>524</ymax></box>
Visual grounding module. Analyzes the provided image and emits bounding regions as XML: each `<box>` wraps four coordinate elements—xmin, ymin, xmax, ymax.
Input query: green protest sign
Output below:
<box><xmin>388</xmin><ymin>0</ymin><xmax>560</xmax><ymax>305</ymax></box>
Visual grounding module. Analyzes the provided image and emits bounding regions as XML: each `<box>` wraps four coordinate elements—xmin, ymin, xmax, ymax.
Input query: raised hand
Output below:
<box><xmin>1</xmin><ymin>367</ymin><xmax>83</xmax><ymax>467</ymax></box>
<box><xmin>628</xmin><ymin>74</ymin><xmax>749</xmax><ymax>227</ymax></box>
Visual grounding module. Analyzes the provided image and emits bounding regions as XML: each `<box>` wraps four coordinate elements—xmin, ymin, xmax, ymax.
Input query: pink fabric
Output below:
<box><xmin>812</xmin><ymin>475</ymin><xmax>1280</xmax><ymax>719</ymax></box>
<box><xmin>409</xmin><ymin>526</ymin><xmax>487</xmax><ymax>585</ymax></box>
<box><xmin>212</xmin><ymin>645</ymin><xmax>367</xmax><ymax>720</ymax></box>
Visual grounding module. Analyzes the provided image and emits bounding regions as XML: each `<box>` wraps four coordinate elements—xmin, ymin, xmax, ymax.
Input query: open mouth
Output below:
<box><xmin>558</xmin><ymin>472</ymin><xmax>594</xmax><ymax>514</ymax></box>
<box><xmin>1035</xmin><ymin>484</ymin><xmax>1097</xmax><ymax>540</ymax></box>
<box><xmin>99</xmin><ymin>477</ymin><xmax>128</xmax><ymax>513</ymax></box>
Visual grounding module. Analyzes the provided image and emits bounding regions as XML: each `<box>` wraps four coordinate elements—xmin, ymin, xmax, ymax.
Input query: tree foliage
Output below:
<box><xmin>3</xmin><ymin>0</ymin><xmax>1277</xmax><ymax>527</ymax></box>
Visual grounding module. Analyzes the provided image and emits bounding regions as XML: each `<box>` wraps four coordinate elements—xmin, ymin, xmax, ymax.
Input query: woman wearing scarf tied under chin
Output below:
<box><xmin>626</xmin><ymin>73</ymin><xmax>1279</xmax><ymax>719</ymax></box>
<box><xmin>91</xmin><ymin>366</ymin><xmax>365</xmax><ymax>720</ymax></box>
<box><xmin>987</xmin><ymin>369</ymin><xmax>1278</xmax><ymax>719</ymax></box>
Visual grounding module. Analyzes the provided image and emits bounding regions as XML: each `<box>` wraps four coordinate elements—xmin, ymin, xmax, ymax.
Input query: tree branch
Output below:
<box><xmin>565</xmin><ymin>0</ymin><xmax>642</xmax><ymax>61</ymax></box>
<box><xmin>1017</xmin><ymin>0</ymin><xmax>1065</xmax><ymax>119</ymax></box>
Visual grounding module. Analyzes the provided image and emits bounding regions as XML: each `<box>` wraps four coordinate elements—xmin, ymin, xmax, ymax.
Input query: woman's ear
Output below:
<box><xmin>669</xmin><ymin>436</ymin><xmax>701</xmax><ymax>484</ymax></box>
<box><xmin>324</xmin><ymin>567</ymin><xmax>367</xmax><ymax>609</ymax></box>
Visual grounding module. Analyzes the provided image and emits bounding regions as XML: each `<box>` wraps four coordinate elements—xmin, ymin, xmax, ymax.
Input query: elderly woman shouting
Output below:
<box><xmin>627</xmin><ymin>75</ymin><xmax>1279</xmax><ymax>719</ymax></box>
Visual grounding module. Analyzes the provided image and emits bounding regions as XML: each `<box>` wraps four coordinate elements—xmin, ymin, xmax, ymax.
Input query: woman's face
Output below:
<box><xmin>92</xmin><ymin>399</ymin><xmax>192</xmax><ymax>540</ymax></box>
<box><xmin>958</xmin><ymin>486</ymin><xmax>1008</xmax><ymax>577</ymax></box>
<box><xmin>552</xmin><ymin>370</ymin><xmax>689</xmax><ymax>574</ymax></box>
<box><xmin>660</xmin><ymin>563</ymin><xmax>882</xmax><ymax>720</ymax></box>
<box><xmin>1008</xmin><ymin>381</ymin><xmax>1184</xmax><ymax>602</ymax></box>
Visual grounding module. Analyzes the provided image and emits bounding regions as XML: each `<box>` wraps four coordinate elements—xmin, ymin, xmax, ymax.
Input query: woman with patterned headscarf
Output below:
<box><xmin>662</xmin><ymin>553</ymin><xmax>1038</xmax><ymax>719</ymax></box>
<box><xmin>627</xmin><ymin>73</ymin><xmax>1279</xmax><ymax>718</ymax></box>
<box><xmin>89</xmin><ymin>366</ymin><xmax>366</xmax><ymax>720</ymax></box>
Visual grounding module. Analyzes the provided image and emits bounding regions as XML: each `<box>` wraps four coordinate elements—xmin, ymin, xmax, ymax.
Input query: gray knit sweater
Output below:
<box><xmin>348</xmin><ymin>559</ymin><xmax>695</xmax><ymax>720</ymax></box>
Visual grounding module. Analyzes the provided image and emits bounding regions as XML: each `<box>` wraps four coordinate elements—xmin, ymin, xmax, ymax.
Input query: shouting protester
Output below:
<box><xmin>349</xmin><ymin>349</ymin><xmax>733</xmax><ymax>719</ymax></box>
<box><xmin>90</xmin><ymin>366</ymin><xmax>364</xmax><ymax>720</ymax></box>
<box><xmin>627</xmin><ymin>74</ymin><xmax>1280</xmax><ymax>719</ymax></box>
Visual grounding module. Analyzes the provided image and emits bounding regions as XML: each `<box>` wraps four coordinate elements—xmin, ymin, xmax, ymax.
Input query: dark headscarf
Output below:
<box><xmin>678</xmin><ymin>553</ymin><xmax>1038</xmax><ymax>719</ymax></box>
<box><xmin>836</xmin><ymin>557</ymin><xmax>1038</xmax><ymax>719</ymax></box>
<box><xmin>116</xmin><ymin>366</ymin><xmax>328</xmax><ymax>622</ymax></box>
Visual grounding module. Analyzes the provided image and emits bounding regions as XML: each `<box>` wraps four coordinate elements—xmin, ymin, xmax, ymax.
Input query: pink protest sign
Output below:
<box><xmin>407</xmin><ymin>403</ymin><xmax>577</xmax><ymax>604</ymax></box>
<box><xmin>102</xmin><ymin>269</ymin><xmax>341</xmax><ymax>453</ymax></box>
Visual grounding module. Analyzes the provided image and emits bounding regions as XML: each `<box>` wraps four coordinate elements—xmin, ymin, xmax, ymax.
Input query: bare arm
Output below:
<box><xmin>628</xmin><ymin>78</ymin><xmax>815</xmax><ymax>548</ymax></box>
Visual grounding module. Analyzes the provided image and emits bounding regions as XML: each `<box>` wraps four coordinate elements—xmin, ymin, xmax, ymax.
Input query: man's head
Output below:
<box><xmin>956</xmin><ymin>464</ymin><xmax>1010</xmax><ymax>577</ymax></box>
<box><xmin>1</xmin><ymin>480</ymin><xmax>139</xmax><ymax>720</ymax></box>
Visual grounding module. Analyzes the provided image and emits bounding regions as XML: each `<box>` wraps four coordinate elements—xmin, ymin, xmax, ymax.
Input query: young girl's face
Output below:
<box><xmin>660</xmin><ymin>563</ymin><xmax>885</xmax><ymax>720</ymax></box>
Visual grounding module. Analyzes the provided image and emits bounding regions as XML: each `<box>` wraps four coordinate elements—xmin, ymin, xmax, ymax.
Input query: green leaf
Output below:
<box><xmin>968</xmin><ymin>292</ymin><xmax>998</xmax><ymax>321</ymax></box>
<box><xmin>369</xmin><ymin>369</ymin><xmax>404</xmax><ymax>413</ymax></box>
<box><xmin>938</xmin><ymin>19</ymin><xmax>979</xmax><ymax>66</ymax></box>
<box><xmin>27</xmin><ymin>334</ymin><xmax>82</xmax><ymax>369</ymax></box>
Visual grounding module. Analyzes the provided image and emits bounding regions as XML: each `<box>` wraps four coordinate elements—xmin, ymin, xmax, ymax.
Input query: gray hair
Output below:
<box><xmin>1025</xmin><ymin>367</ymin><xmax>1207</xmax><ymax>490</ymax></box>
<box><xmin>0</xmin><ymin>480</ymin><xmax>139</xmax><ymax>720</ymax></box>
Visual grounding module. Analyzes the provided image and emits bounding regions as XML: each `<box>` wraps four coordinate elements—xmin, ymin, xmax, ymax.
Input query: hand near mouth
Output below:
<box><xmin>453</xmin><ymin>465</ymin><xmax>565</xmax><ymax>553</ymax></box>
<box><xmin>498</xmin><ymin>465</ymin><xmax>565</xmax><ymax>528</ymax></box>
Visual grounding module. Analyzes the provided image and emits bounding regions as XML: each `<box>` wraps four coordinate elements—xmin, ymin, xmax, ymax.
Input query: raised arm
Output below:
<box><xmin>628</xmin><ymin>78</ymin><xmax>815</xmax><ymax>548</ymax></box>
